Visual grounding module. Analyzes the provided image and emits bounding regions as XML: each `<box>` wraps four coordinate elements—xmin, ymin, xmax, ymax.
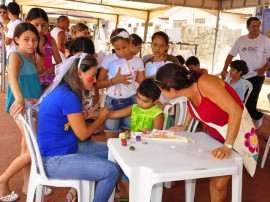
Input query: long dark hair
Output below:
<box><xmin>156</xmin><ymin>63</ymin><xmax>201</xmax><ymax>91</ymax></box>
<box><xmin>14</xmin><ymin>22</ymin><xmax>42</xmax><ymax>55</ymax></box>
<box><xmin>25</xmin><ymin>8</ymin><xmax>48</xmax><ymax>22</ymax></box>
<box><xmin>61</xmin><ymin>55</ymin><xmax>97</xmax><ymax>100</ymax></box>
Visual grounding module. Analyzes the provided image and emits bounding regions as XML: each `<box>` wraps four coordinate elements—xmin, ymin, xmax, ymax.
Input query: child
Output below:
<box><xmin>97</xmin><ymin>28</ymin><xmax>145</xmax><ymax>139</ymax></box>
<box><xmin>109</xmin><ymin>78</ymin><xmax>164</xmax><ymax>131</ymax></box>
<box><xmin>1</xmin><ymin>22</ymin><xmax>42</xmax><ymax>200</ymax></box>
<box><xmin>225</xmin><ymin>60</ymin><xmax>249</xmax><ymax>102</ymax></box>
<box><xmin>176</xmin><ymin>55</ymin><xmax>185</xmax><ymax>66</ymax></box>
<box><xmin>25</xmin><ymin>8</ymin><xmax>62</xmax><ymax>92</ymax></box>
<box><xmin>109</xmin><ymin>78</ymin><xmax>164</xmax><ymax>198</ymax></box>
<box><xmin>144</xmin><ymin>31</ymin><xmax>179</xmax><ymax>78</ymax></box>
<box><xmin>185</xmin><ymin>56</ymin><xmax>208</xmax><ymax>74</ymax></box>
<box><xmin>129</xmin><ymin>33</ymin><xmax>142</xmax><ymax>56</ymax></box>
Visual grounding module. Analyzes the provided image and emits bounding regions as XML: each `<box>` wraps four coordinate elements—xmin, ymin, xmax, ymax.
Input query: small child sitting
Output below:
<box><xmin>225</xmin><ymin>60</ymin><xmax>249</xmax><ymax>102</ymax></box>
<box><xmin>109</xmin><ymin>78</ymin><xmax>164</xmax><ymax>131</ymax></box>
<box><xmin>185</xmin><ymin>56</ymin><xmax>208</xmax><ymax>74</ymax></box>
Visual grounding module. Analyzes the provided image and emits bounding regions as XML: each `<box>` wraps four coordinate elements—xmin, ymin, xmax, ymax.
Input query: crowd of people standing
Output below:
<box><xmin>0</xmin><ymin>1</ymin><xmax>267</xmax><ymax>202</ymax></box>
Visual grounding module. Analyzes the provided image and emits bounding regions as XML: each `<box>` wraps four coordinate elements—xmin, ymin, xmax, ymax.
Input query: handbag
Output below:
<box><xmin>189</xmin><ymin>103</ymin><xmax>258</xmax><ymax>177</ymax></box>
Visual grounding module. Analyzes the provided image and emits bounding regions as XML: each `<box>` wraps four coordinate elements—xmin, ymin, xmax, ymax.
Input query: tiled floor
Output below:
<box><xmin>0</xmin><ymin>79</ymin><xmax>269</xmax><ymax>202</ymax></box>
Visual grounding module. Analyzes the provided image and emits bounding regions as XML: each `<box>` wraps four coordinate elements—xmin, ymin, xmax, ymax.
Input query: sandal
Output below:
<box><xmin>23</xmin><ymin>186</ymin><xmax>52</xmax><ymax>196</ymax></box>
<box><xmin>65</xmin><ymin>191</ymin><xmax>77</xmax><ymax>202</ymax></box>
<box><xmin>0</xmin><ymin>191</ymin><xmax>19</xmax><ymax>202</ymax></box>
<box><xmin>43</xmin><ymin>187</ymin><xmax>52</xmax><ymax>195</ymax></box>
<box><xmin>115</xmin><ymin>194</ymin><xmax>129</xmax><ymax>202</ymax></box>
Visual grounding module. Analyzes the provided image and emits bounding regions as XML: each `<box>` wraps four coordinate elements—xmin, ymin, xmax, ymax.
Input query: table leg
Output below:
<box><xmin>185</xmin><ymin>179</ymin><xmax>196</xmax><ymax>202</ymax></box>
<box><xmin>129</xmin><ymin>169</ymin><xmax>153</xmax><ymax>202</ymax></box>
<box><xmin>151</xmin><ymin>183</ymin><xmax>163</xmax><ymax>202</ymax></box>
<box><xmin>232</xmin><ymin>158</ymin><xmax>243</xmax><ymax>202</ymax></box>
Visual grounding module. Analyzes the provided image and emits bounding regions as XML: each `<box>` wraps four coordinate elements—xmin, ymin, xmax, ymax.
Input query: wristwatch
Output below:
<box><xmin>224</xmin><ymin>142</ymin><xmax>233</xmax><ymax>149</ymax></box>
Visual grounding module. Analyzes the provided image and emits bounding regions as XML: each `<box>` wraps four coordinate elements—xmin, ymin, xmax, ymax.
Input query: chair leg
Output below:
<box><xmin>26</xmin><ymin>184</ymin><xmax>37</xmax><ymax>202</ymax></box>
<box><xmin>261</xmin><ymin>137</ymin><xmax>270</xmax><ymax>168</ymax></box>
<box><xmin>35</xmin><ymin>185</ymin><xmax>44</xmax><ymax>202</ymax></box>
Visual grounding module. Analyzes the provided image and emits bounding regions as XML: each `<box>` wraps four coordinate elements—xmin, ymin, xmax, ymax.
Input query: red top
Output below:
<box><xmin>188</xmin><ymin>82</ymin><xmax>244</xmax><ymax>142</ymax></box>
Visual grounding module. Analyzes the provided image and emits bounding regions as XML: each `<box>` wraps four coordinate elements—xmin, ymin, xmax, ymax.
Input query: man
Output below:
<box><xmin>50</xmin><ymin>15</ymin><xmax>69</xmax><ymax>62</ymax></box>
<box><xmin>5</xmin><ymin>2</ymin><xmax>22</xmax><ymax>61</ymax></box>
<box><xmin>221</xmin><ymin>17</ymin><xmax>270</xmax><ymax>130</ymax></box>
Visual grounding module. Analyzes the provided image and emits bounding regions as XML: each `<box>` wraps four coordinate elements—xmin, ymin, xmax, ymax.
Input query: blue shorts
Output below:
<box><xmin>104</xmin><ymin>95</ymin><xmax>136</xmax><ymax>132</ymax></box>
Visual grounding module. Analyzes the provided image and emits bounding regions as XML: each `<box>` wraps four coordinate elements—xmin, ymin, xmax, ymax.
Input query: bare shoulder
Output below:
<box><xmin>198</xmin><ymin>74</ymin><xmax>225</xmax><ymax>95</ymax></box>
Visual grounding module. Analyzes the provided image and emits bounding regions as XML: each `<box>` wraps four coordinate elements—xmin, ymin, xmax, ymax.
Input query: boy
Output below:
<box><xmin>129</xmin><ymin>33</ymin><xmax>142</xmax><ymax>56</ymax></box>
<box><xmin>109</xmin><ymin>78</ymin><xmax>164</xmax><ymax>132</ymax></box>
<box><xmin>185</xmin><ymin>56</ymin><xmax>208</xmax><ymax>74</ymax></box>
<box><xmin>225</xmin><ymin>60</ymin><xmax>249</xmax><ymax>102</ymax></box>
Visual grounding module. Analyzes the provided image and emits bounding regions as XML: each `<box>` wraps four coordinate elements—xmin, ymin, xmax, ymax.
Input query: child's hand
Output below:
<box><xmin>170</xmin><ymin>125</ymin><xmax>186</xmax><ymax>132</ymax></box>
<box><xmin>10</xmin><ymin>99</ymin><xmax>24</xmax><ymax>116</ymax></box>
<box><xmin>115</xmin><ymin>68</ymin><xmax>132</xmax><ymax>85</ymax></box>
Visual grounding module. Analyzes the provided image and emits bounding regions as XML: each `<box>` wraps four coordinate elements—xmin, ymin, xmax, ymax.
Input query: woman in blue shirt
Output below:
<box><xmin>38</xmin><ymin>54</ymin><xmax>120</xmax><ymax>202</ymax></box>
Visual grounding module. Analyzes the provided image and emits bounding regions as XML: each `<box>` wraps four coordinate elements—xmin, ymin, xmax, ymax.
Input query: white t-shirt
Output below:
<box><xmin>51</xmin><ymin>27</ymin><xmax>66</xmax><ymax>62</ymax></box>
<box><xmin>225</xmin><ymin>76</ymin><xmax>247</xmax><ymax>101</ymax></box>
<box><xmin>101</xmin><ymin>53</ymin><xmax>144</xmax><ymax>99</ymax></box>
<box><xmin>6</xmin><ymin>19</ymin><xmax>22</xmax><ymax>59</ymax></box>
<box><xmin>229</xmin><ymin>34</ymin><xmax>270</xmax><ymax>79</ymax></box>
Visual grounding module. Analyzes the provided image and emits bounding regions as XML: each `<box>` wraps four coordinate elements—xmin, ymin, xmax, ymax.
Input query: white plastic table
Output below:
<box><xmin>108</xmin><ymin>132</ymin><xmax>243</xmax><ymax>202</ymax></box>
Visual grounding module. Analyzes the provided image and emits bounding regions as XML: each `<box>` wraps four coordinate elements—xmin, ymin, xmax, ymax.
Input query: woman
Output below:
<box><xmin>37</xmin><ymin>54</ymin><xmax>120</xmax><ymax>202</ymax></box>
<box><xmin>155</xmin><ymin>63</ymin><xmax>258</xmax><ymax>202</ymax></box>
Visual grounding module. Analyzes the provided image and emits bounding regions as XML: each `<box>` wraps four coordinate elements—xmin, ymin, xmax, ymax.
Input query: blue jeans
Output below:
<box><xmin>105</xmin><ymin>95</ymin><xmax>136</xmax><ymax>132</ymax></box>
<box><xmin>42</xmin><ymin>141</ymin><xmax>120</xmax><ymax>202</ymax></box>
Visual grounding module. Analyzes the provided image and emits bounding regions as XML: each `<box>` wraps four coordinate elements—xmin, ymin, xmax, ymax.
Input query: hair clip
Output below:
<box><xmin>110</xmin><ymin>31</ymin><xmax>129</xmax><ymax>40</ymax></box>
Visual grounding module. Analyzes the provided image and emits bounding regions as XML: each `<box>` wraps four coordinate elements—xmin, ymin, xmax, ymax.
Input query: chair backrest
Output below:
<box><xmin>163</xmin><ymin>96</ymin><xmax>188</xmax><ymax>129</ymax></box>
<box><xmin>243</xmin><ymin>79</ymin><xmax>253</xmax><ymax>104</ymax></box>
<box><xmin>18</xmin><ymin>110</ymin><xmax>49</xmax><ymax>181</ymax></box>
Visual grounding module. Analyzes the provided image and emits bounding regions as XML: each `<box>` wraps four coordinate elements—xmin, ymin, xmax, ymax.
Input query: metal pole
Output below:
<box><xmin>0</xmin><ymin>0</ymin><xmax>5</xmax><ymax>93</ymax></box>
<box><xmin>211</xmin><ymin>0</ymin><xmax>222</xmax><ymax>74</ymax></box>
<box><xmin>143</xmin><ymin>11</ymin><xmax>150</xmax><ymax>42</ymax></box>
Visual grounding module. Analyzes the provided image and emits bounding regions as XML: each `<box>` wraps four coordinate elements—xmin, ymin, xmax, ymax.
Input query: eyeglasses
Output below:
<box><xmin>0</xmin><ymin>11</ymin><xmax>7</xmax><ymax>14</ymax></box>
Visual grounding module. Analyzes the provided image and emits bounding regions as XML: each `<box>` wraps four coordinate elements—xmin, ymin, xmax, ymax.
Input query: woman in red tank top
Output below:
<box><xmin>155</xmin><ymin>63</ymin><xmax>244</xmax><ymax>202</ymax></box>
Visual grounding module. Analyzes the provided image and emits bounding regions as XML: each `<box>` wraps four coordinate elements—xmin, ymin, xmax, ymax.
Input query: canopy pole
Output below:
<box><xmin>1</xmin><ymin>0</ymin><xmax>6</xmax><ymax>93</ymax></box>
<box><xmin>211</xmin><ymin>0</ymin><xmax>222</xmax><ymax>74</ymax></box>
<box><xmin>143</xmin><ymin>11</ymin><xmax>150</xmax><ymax>42</ymax></box>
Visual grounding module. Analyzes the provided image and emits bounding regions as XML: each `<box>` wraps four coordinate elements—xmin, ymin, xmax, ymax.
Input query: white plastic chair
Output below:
<box><xmin>20</xmin><ymin>104</ymin><xmax>95</xmax><ymax>202</ymax></box>
<box><xmin>163</xmin><ymin>96</ymin><xmax>199</xmax><ymax>133</ymax></box>
<box><xmin>261</xmin><ymin>93</ymin><xmax>270</xmax><ymax>168</ymax></box>
<box><xmin>243</xmin><ymin>79</ymin><xmax>253</xmax><ymax>104</ymax></box>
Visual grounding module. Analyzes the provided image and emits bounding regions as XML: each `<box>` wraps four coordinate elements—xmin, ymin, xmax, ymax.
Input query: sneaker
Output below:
<box><xmin>255</xmin><ymin>114</ymin><xmax>264</xmax><ymax>130</ymax></box>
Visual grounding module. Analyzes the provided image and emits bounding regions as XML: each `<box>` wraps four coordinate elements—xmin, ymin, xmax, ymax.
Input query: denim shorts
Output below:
<box><xmin>105</xmin><ymin>94</ymin><xmax>136</xmax><ymax>132</ymax></box>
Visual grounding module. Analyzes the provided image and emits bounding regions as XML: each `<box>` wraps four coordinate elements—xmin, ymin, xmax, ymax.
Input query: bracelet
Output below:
<box><xmin>183</xmin><ymin>124</ymin><xmax>189</xmax><ymax>131</ymax></box>
<box><xmin>109</xmin><ymin>78</ymin><xmax>113</xmax><ymax>86</ymax></box>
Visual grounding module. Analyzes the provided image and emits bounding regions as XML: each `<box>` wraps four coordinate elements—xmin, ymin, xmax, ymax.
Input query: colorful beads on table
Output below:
<box><xmin>136</xmin><ymin>135</ymin><xmax>141</xmax><ymax>142</ymax></box>
<box><xmin>121</xmin><ymin>139</ymin><xmax>127</xmax><ymax>146</ymax></box>
<box><xmin>129</xmin><ymin>146</ymin><xmax>135</xmax><ymax>151</ymax></box>
<box><xmin>145</xmin><ymin>128</ymin><xmax>151</xmax><ymax>134</ymax></box>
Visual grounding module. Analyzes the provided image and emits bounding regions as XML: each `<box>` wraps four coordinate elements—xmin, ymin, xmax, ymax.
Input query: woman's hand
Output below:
<box><xmin>211</xmin><ymin>146</ymin><xmax>232</xmax><ymax>160</ymax></box>
<box><xmin>10</xmin><ymin>99</ymin><xmax>24</xmax><ymax>116</ymax></box>
<box><xmin>98</xmin><ymin>106</ymin><xmax>110</xmax><ymax>120</ymax></box>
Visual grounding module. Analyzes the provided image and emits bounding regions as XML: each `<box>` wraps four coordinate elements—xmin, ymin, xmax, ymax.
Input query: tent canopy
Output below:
<box><xmin>16</xmin><ymin>0</ymin><xmax>270</xmax><ymax>22</ymax></box>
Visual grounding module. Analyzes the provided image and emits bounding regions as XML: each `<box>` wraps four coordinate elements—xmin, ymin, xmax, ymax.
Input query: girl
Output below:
<box><xmin>25</xmin><ymin>8</ymin><xmax>62</xmax><ymax>92</ymax></box>
<box><xmin>97</xmin><ymin>28</ymin><xmax>145</xmax><ymax>139</ymax></box>
<box><xmin>37</xmin><ymin>54</ymin><xmax>119</xmax><ymax>202</ymax></box>
<box><xmin>144</xmin><ymin>31</ymin><xmax>179</xmax><ymax>78</ymax></box>
<box><xmin>0</xmin><ymin>23</ymin><xmax>42</xmax><ymax>201</ymax></box>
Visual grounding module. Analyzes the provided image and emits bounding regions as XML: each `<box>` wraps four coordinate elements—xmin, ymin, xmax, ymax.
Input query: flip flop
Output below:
<box><xmin>23</xmin><ymin>186</ymin><xmax>52</xmax><ymax>196</ymax></box>
<box><xmin>0</xmin><ymin>191</ymin><xmax>19</xmax><ymax>202</ymax></box>
<box><xmin>65</xmin><ymin>191</ymin><xmax>77</xmax><ymax>202</ymax></box>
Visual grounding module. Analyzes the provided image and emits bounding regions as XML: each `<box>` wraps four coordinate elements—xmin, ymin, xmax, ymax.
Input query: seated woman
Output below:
<box><xmin>37</xmin><ymin>54</ymin><xmax>120</xmax><ymax>202</ymax></box>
